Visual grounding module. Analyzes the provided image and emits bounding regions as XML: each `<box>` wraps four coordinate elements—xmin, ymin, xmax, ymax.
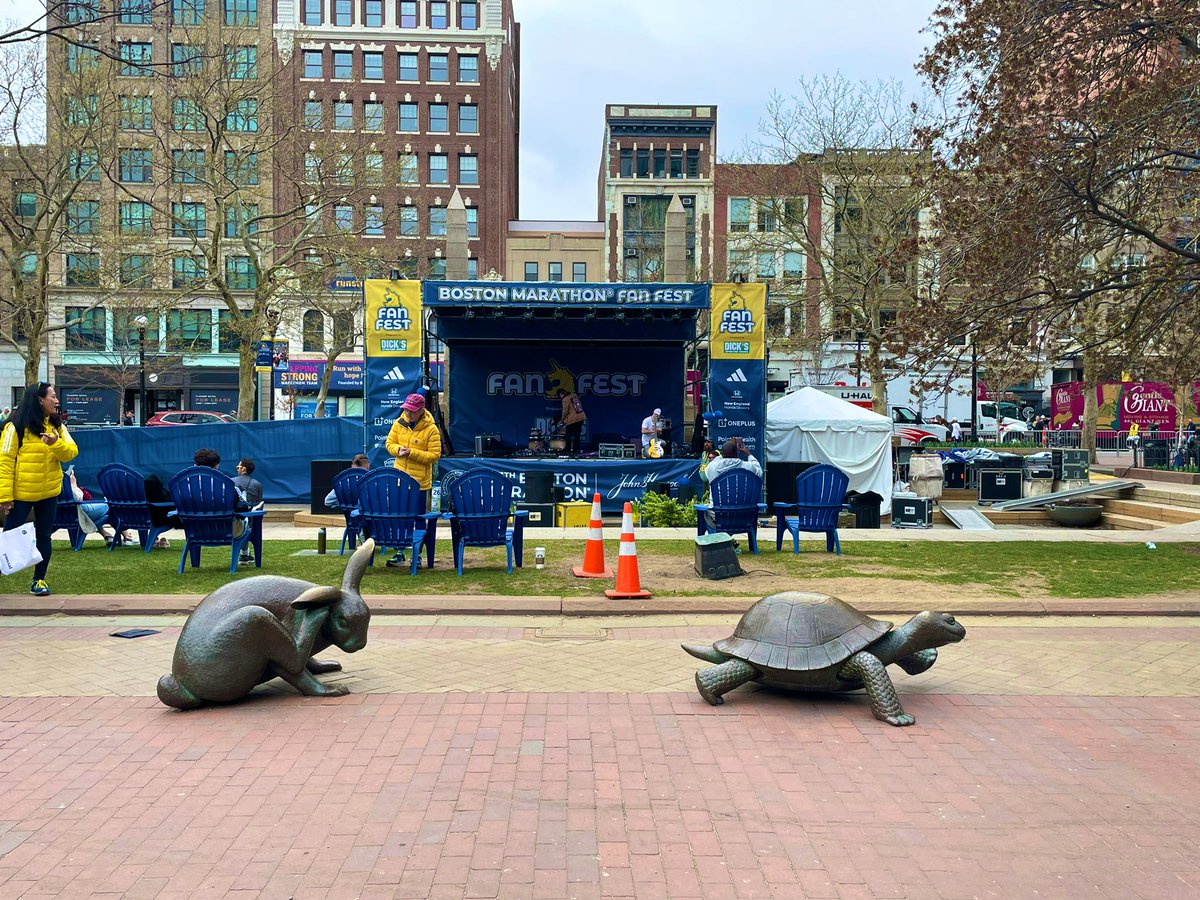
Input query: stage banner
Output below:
<box><xmin>364</xmin><ymin>280</ymin><xmax>423</xmax><ymax>467</ymax></box>
<box><xmin>439</xmin><ymin>457</ymin><xmax>702</xmax><ymax>514</ymax></box>
<box><xmin>424</xmin><ymin>281</ymin><xmax>710</xmax><ymax>309</ymax></box>
<box><xmin>446</xmin><ymin>344</ymin><xmax>684</xmax><ymax>451</ymax></box>
<box><xmin>708</xmin><ymin>283</ymin><xmax>768</xmax><ymax>461</ymax></box>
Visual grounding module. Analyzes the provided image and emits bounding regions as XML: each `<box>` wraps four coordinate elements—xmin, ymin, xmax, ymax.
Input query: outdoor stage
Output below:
<box><xmin>439</xmin><ymin>456</ymin><xmax>702</xmax><ymax>513</ymax></box>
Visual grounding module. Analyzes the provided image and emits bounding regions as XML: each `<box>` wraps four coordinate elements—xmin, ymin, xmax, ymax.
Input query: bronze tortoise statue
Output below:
<box><xmin>682</xmin><ymin>591</ymin><xmax>965</xmax><ymax>725</ymax></box>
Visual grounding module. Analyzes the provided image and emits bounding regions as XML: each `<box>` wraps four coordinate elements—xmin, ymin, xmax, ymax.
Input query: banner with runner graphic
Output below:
<box><xmin>363</xmin><ymin>280</ymin><xmax>423</xmax><ymax>467</ymax></box>
<box><xmin>707</xmin><ymin>283</ymin><xmax>768</xmax><ymax>461</ymax></box>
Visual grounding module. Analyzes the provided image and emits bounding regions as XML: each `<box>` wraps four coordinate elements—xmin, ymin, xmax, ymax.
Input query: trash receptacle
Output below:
<box><xmin>848</xmin><ymin>491</ymin><xmax>883</xmax><ymax>529</ymax></box>
<box><xmin>1143</xmin><ymin>439</ymin><xmax>1169</xmax><ymax>468</ymax></box>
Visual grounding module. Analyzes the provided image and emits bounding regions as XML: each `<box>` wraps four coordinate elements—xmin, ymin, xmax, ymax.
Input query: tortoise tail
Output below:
<box><xmin>157</xmin><ymin>674</ymin><xmax>203</xmax><ymax>710</ymax></box>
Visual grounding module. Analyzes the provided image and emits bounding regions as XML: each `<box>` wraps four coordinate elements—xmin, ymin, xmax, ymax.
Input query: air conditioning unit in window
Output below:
<box><xmin>625</xmin><ymin>195</ymin><xmax>638</xmax><ymax>205</ymax></box>
<box><xmin>625</xmin><ymin>248</ymin><xmax>639</xmax><ymax>258</ymax></box>
<box><xmin>685</xmin><ymin>249</ymin><xmax>694</xmax><ymax>259</ymax></box>
<box><xmin>681</xmin><ymin>197</ymin><xmax>693</xmax><ymax>207</ymax></box>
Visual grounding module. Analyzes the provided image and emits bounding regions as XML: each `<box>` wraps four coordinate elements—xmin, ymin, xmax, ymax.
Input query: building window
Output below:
<box><xmin>466</xmin><ymin>207</ymin><xmax>477</xmax><ymax>238</ymax></box>
<box><xmin>400</xmin><ymin>1</ymin><xmax>417</xmax><ymax>27</ymax></box>
<box><xmin>66</xmin><ymin>43</ymin><xmax>99</xmax><ymax>73</ymax></box>
<box><xmin>224</xmin><ymin>150</ymin><xmax>259</xmax><ymax>185</ymax></box>
<box><xmin>757</xmin><ymin>252</ymin><xmax>775</xmax><ymax>279</ymax></box>
<box><xmin>166</xmin><ymin>308</ymin><xmax>213</xmax><ymax>350</ymax></box>
<box><xmin>302</xmin><ymin>0</ymin><xmax>321</xmax><ymax>24</ymax></box>
<box><xmin>651</xmin><ymin>149</ymin><xmax>666</xmax><ymax>178</ymax></box>
<box><xmin>456</xmin><ymin>154</ymin><xmax>479</xmax><ymax>185</ymax></box>
<box><xmin>619</xmin><ymin>148</ymin><xmax>633</xmax><ymax>177</ymax></box>
<box><xmin>460</xmin><ymin>0</ymin><xmax>478</xmax><ymax>29</ymax></box>
<box><xmin>172</xmin><ymin>201</ymin><xmax>207</xmax><ymax>238</ymax></box>
<box><xmin>429</xmin><ymin>153</ymin><xmax>447</xmax><ymax>183</ymax></box>
<box><xmin>523</xmin><ymin>262</ymin><xmax>539</xmax><ymax>281</ymax></box>
<box><xmin>363</xmin><ymin>51</ymin><xmax>383</xmax><ymax>80</ymax></box>
<box><xmin>118</xmin><ymin>42</ymin><xmax>153</xmax><ymax>77</ymax></box>
<box><xmin>334</xmin><ymin>0</ymin><xmax>350</xmax><ymax>25</ymax></box>
<box><xmin>729</xmin><ymin>197</ymin><xmax>751</xmax><ymax>232</ymax></box>
<box><xmin>572</xmin><ymin>262</ymin><xmax>586</xmax><ymax>282</ymax></box>
<box><xmin>670</xmin><ymin>149</ymin><xmax>683</xmax><ymax>178</ymax></box>
<box><xmin>119</xmin><ymin>255</ymin><xmax>152</xmax><ymax>287</ymax></box>
<box><xmin>226</xmin><ymin>99</ymin><xmax>258</xmax><ymax>132</ymax></box>
<box><xmin>467</xmin><ymin>258</ymin><xmax>478</xmax><ymax>279</ymax></box>
<box><xmin>172</xmin><ymin>148</ymin><xmax>205</xmax><ymax>183</ymax></box>
<box><xmin>758</xmin><ymin>201</ymin><xmax>777</xmax><ymax>233</ymax></box>
<box><xmin>427</xmin><ymin>258</ymin><xmax>446</xmax><ymax>280</ymax></box>
<box><xmin>13</xmin><ymin>192</ymin><xmax>36</xmax><ymax>219</ymax></box>
<box><xmin>65</xmin><ymin>254</ymin><xmax>101</xmax><ymax>287</ymax></box>
<box><xmin>399</xmin><ymin>205</ymin><xmax>417</xmax><ymax>236</ymax></box>
<box><xmin>119</xmin><ymin>148</ymin><xmax>153</xmax><ymax>183</ymax></box>
<box><xmin>429</xmin><ymin>53</ymin><xmax>448</xmax><ymax>82</ymax></box>
<box><xmin>66</xmin><ymin>306</ymin><xmax>106</xmax><ymax>348</ymax></box>
<box><xmin>64</xmin><ymin>0</ymin><xmax>100</xmax><ymax>23</ymax></box>
<box><xmin>227</xmin><ymin>46</ymin><xmax>256</xmax><ymax>80</ymax></box>
<box><xmin>68</xmin><ymin>150</ymin><xmax>100</xmax><ymax>182</ymax></box>
<box><xmin>728</xmin><ymin>250</ymin><xmax>751</xmax><ymax>279</ymax></box>
<box><xmin>224</xmin><ymin>0</ymin><xmax>257</xmax><ymax>26</ymax></box>
<box><xmin>429</xmin><ymin>103</ymin><xmax>448</xmax><ymax>133</ymax></box>
<box><xmin>364</xmin><ymin>204</ymin><xmax>384</xmax><ymax>235</ymax></box>
<box><xmin>67</xmin><ymin>200</ymin><xmax>100</xmax><ymax>236</ymax></box>
<box><xmin>363</xmin><ymin>0</ymin><xmax>381</xmax><ymax>25</ymax></box>
<box><xmin>548</xmin><ymin>262</ymin><xmax>562</xmax><ymax>282</ymax></box>
<box><xmin>303</xmin><ymin>49</ymin><xmax>323</xmax><ymax>78</ymax></box>
<box><xmin>173</xmin><ymin>98</ymin><xmax>203</xmax><ymax>131</ymax></box>
<box><xmin>398</xmin><ymin>102</ymin><xmax>418</xmax><ymax>131</ymax></box>
<box><xmin>399</xmin><ymin>52</ymin><xmax>418</xmax><ymax>81</ymax></box>
<box><xmin>113</xmin><ymin>310</ymin><xmax>156</xmax><ymax>349</ymax></box>
<box><xmin>302</xmin><ymin>310</ymin><xmax>325</xmax><ymax>352</ymax></box>
<box><xmin>117</xmin><ymin>0</ymin><xmax>151</xmax><ymax>25</ymax></box>
<box><xmin>429</xmin><ymin>1</ymin><xmax>448</xmax><ymax>28</ymax></box>
<box><xmin>119</xmin><ymin>95</ymin><xmax>153</xmax><ymax>130</ymax></box>
<box><xmin>458</xmin><ymin>53</ymin><xmax>478</xmax><ymax>83</ymax></box>
<box><xmin>364</xmin><ymin>151</ymin><xmax>384</xmax><ymax>183</ymax></box>
<box><xmin>119</xmin><ymin>201</ymin><xmax>152</xmax><ymax>235</ymax></box>
<box><xmin>398</xmin><ymin>153</ymin><xmax>418</xmax><ymax>184</ymax></box>
<box><xmin>332</xmin><ymin>50</ymin><xmax>352</xmax><ymax>79</ymax></box>
<box><xmin>217</xmin><ymin>309</ymin><xmax>243</xmax><ymax>352</ymax></box>
<box><xmin>303</xmin><ymin>152</ymin><xmax>320</xmax><ymax>182</ymax></box>
<box><xmin>334</xmin><ymin>204</ymin><xmax>353</xmax><ymax>231</ymax></box>
<box><xmin>173</xmin><ymin>0</ymin><xmax>204</xmax><ymax>23</ymax></box>
<box><xmin>224</xmin><ymin>202</ymin><xmax>258</xmax><ymax>236</ymax></box>
<box><xmin>686</xmin><ymin>148</ymin><xmax>701</xmax><ymax>177</ymax></box>
<box><xmin>225</xmin><ymin>256</ymin><xmax>256</xmax><ymax>290</ymax></box>
<box><xmin>171</xmin><ymin>256</ymin><xmax>205</xmax><ymax>288</ymax></box>
<box><xmin>303</xmin><ymin>99</ymin><xmax>322</xmax><ymax>129</ymax></box>
<box><xmin>65</xmin><ymin>95</ymin><xmax>98</xmax><ymax>128</ymax></box>
<box><xmin>634</xmin><ymin>148</ymin><xmax>649</xmax><ymax>178</ymax></box>
<box><xmin>458</xmin><ymin>103</ymin><xmax>477</xmax><ymax>134</ymax></box>
<box><xmin>782</xmin><ymin>251</ymin><xmax>803</xmax><ymax>278</ymax></box>
<box><xmin>428</xmin><ymin>206</ymin><xmax>446</xmax><ymax>236</ymax></box>
<box><xmin>172</xmin><ymin>43</ymin><xmax>201</xmax><ymax>76</ymax></box>
<box><xmin>333</xmin><ymin>100</ymin><xmax>352</xmax><ymax>130</ymax></box>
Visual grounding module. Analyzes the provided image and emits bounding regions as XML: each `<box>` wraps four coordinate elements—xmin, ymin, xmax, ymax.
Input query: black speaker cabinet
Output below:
<box><xmin>310</xmin><ymin>458</ymin><xmax>351</xmax><ymax>514</ymax></box>
<box><xmin>516</xmin><ymin>502</ymin><xmax>555</xmax><ymax>527</ymax></box>
<box><xmin>474</xmin><ymin>433</ymin><xmax>503</xmax><ymax>456</ymax></box>
<box><xmin>765</xmin><ymin>461</ymin><xmax>820</xmax><ymax>507</ymax></box>
<box><xmin>891</xmin><ymin>496</ymin><xmax>933</xmax><ymax>528</ymax></box>
<box><xmin>524</xmin><ymin>471</ymin><xmax>555</xmax><ymax>504</ymax></box>
<box><xmin>694</xmin><ymin>533</ymin><xmax>743</xmax><ymax>580</ymax></box>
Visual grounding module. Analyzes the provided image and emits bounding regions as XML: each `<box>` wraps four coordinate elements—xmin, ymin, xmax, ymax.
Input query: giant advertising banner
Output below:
<box><xmin>447</xmin><ymin>345</ymin><xmax>684</xmax><ymax>451</ymax></box>
<box><xmin>363</xmin><ymin>280</ymin><xmax>423</xmax><ymax>467</ymax></box>
<box><xmin>707</xmin><ymin>283</ymin><xmax>768</xmax><ymax>461</ymax></box>
<box><xmin>1051</xmin><ymin>381</ymin><xmax>1200</xmax><ymax>431</ymax></box>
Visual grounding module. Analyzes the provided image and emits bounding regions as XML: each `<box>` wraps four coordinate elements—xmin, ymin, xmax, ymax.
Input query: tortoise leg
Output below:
<box><xmin>841</xmin><ymin>652</ymin><xmax>914</xmax><ymax>726</ymax></box>
<box><xmin>307</xmin><ymin>658</ymin><xmax>343</xmax><ymax>674</ymax></box>
<box><xmin>695</xmin><ymin>659</ymin><xmax>757</xmax><ymax>706</ymax></box>
<box><xmin>896</xmin><ymin>648</ymin><xmax>937</xmax><ymax>676</ymax></box>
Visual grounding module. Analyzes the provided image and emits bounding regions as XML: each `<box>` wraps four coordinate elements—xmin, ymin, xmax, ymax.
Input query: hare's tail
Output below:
<box><xmin>157</xmin><ymin>674</ymin><xmax>203</xmax><ymax>710</ymax></box>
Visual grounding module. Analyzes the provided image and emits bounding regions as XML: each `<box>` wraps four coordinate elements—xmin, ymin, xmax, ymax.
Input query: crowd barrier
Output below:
<box><xmin>70</xmin><ymin>418</ymin><xmax>365</xmax><ymax>504</ymax></box>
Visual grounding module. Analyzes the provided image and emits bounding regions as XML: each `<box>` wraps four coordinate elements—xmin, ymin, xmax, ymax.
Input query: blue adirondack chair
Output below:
<box><xmin>97</xmin><ymin>463</ymin><xmax>173</xmax><ymax>552</ymax></box>
<box><xmin>694</xmin><ymin>469</ymin><xmax>767</xmax><ymax>554</ymax></box>
<box><xmin>51</xmin><ymin>470</ymin><xmax>87</xmax><ymax>552</ymax></box>
<box><xmin>356</xmin><ymin>468</ymin><xmax>440</xmax><ymax>574</ymax></box>
<box><xmin>774</xmin><ymin>464</ymin><xmax>849</xmax><ymax>555</ymax></box>
<box><xmin>329</xmin><ymin>467</ymin><xmax>368</xmax><ymax>554</ymax></box>
<box><xmin>168</xmin><ymin>466</ymin><xmax>264</xmax><ymax>574</ymax></box>
<box><xmin>443</xmin><ymin>469</ymin><xmax>528</xmax><ymax>575</ymax></box>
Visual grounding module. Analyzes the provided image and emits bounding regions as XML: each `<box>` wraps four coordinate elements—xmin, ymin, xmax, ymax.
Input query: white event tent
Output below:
<box><xmin>765</xmin><ymin>387</ymin><xmax>893</xmax><ymax>506</ymax></box>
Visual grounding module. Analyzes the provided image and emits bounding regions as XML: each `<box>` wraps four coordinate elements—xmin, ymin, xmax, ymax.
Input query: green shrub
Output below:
<box><xmin>632</xmin><ymin>491</ymin><xmax>697</xmax><ymax>527</ymax></box>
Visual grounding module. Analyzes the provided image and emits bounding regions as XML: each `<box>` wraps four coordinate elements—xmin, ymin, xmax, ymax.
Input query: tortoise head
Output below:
<box><xmin>907</xmin><ymin>611</ymin><xmax>966</xmax><ymax>648</ymax></box>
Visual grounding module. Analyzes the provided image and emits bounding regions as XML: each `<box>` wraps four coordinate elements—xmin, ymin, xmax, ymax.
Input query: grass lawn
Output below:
<box><xmin>12</xmin><ymin>538</ymin><xmax>1198</xmax><ymax>600</ymax></box>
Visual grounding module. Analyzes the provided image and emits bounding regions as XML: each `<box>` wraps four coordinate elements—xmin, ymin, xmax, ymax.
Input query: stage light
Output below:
<box><xmin>463</xmin><ymin>308</ymin><xmax>475</xmax><ymax>319</ymax></box>
<box><xmin>493</xmin><ymin>308</ymin><xmax>504</xmax><ymax>318</ymax></box>
<box><xmin>584</xmin><ymin>310</ymin><xmax>595</xmax><ymax>321</ymax></box>
<box><xmin>553</xmin><ymin>309</ymin><xmax>565</xmax><ymax>320</ymax></box>
<box><xmin>614</xmin><ymin>310</ymin><xmax>626</xmax><ymax>322</ymax></box>
<box><xmin>523</xmin><ymin>309</ymin><xmax>534</xmax><ymax>320</ymax></box>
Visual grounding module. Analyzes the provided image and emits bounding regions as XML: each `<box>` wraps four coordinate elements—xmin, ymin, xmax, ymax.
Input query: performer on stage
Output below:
<box><xmin>641</xmin><ymin>408</ymin><xmax>664</xmax><ymax>457</ymax></box>
<box><xmin>557</xmin><ymin>388</ymin><xmax>587</xmax><ymax>456</ymax></box>
<box><xmin>384</xmin><ymin>393</ymin><xmax>442</xmax><ymax>567</ymax></box>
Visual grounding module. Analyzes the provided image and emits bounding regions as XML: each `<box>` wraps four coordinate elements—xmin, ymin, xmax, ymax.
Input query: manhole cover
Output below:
<box><xmin>531</xmin><ymin>626</ymin><xmax>611</xmax><ymax>641</ymax></box>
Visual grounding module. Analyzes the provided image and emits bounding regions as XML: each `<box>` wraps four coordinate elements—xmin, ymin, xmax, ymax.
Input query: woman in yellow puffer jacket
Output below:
<box><xmin>0</xmin><ymin>383</ymin><xmax>79</xmax><ymax>596</ymax></box>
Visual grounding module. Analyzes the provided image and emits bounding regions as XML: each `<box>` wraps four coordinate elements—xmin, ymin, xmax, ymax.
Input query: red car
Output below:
<box><xmin>145</xmin><ymin>411</ymin><xmax>237</xmax><ymax>426</ymax></box>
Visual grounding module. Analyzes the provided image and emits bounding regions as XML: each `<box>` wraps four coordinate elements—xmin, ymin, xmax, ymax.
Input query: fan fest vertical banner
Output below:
<box><xmin>708</xmin><ymin>283</ymin><xmax>767</xmax><ymax>461</ymax></box>
<box><xmin>364</xmin><ymin>280</ymin><xmax>423</xmax><ymax>467</ymax></box>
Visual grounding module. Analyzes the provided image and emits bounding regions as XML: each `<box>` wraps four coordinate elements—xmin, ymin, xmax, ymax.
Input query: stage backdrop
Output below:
<box><xmin>708</xmin><ymin>283</ymin><xmax>768</xmax><ymax>461</ymax></box>
<box><xmin>363</xmin><ymin>280</ymin><xmax>423</xmax><ymax>467</ymax></box>
<box><xmin>447</xmin><ymin>345</ymin><xmax>684</xmax><ymax>451</ymax></box>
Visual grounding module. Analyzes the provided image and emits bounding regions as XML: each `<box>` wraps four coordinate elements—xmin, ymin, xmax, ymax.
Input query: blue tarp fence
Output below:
<box><xmin>70</xmin><ymin>418</ymin><xmax>365</xmax><ymax>504</ymax></box>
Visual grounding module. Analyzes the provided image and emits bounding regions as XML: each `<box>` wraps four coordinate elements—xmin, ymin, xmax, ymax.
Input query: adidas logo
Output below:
<box><xmin>382</xmin><ymin>365</ymin><xmax>405</xmax><ymax>382</ymax></box>
<box><xmin>726</xmin><ymin>368</ymin><xmax>748</xmax><ymax>383</ymax></box>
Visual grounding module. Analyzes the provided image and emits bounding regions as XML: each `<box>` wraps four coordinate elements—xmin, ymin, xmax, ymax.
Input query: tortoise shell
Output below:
<box><xmin>714</xmin><ymin>592</ymin><xmax>892</xmax><ymax>672</ymax></box>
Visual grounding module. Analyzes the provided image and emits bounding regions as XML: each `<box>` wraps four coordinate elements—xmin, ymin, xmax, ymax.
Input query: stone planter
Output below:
<box><xmin>1046</xmin><ymin>503</ymin><xmax>1103</xmax><ymax>527</ymax></box>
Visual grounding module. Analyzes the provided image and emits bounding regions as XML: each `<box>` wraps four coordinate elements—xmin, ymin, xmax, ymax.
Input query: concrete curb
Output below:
<box><xmin>3</xmin><ymin>594</ymin><xmax>1200</xmax><ymax>617</ymax></box>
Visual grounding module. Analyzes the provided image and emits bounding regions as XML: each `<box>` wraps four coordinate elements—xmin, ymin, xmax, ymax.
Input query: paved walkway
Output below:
<box><xmin>1</xmin><ymin>613</ymin><xmax>1200</xmax><ymax>897</ymax></box>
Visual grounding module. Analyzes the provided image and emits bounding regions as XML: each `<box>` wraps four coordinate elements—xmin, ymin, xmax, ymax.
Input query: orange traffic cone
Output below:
<box><xmin>605</xmin><ymin>501</ymin><xmax>652</xmax><ymax>599</ymax></box>
<box><xmin>573</xmin><ymin>492</ymin><xmax>613</xmax><ymax>578</ymax></box>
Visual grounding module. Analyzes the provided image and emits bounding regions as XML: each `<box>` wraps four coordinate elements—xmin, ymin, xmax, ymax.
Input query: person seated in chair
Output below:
<box><xmin>234</xmin><ymin>458</ymin><xmax>264</xmax><ymax>562</ymax></box>
<box><xmin>323</xmin><ymin>454</ymin><xmax>370</xmax><ymax>508</ymax></box>
<box><xmin>700</xmin><ymin>438</ymin><xmax>762</xmax><ymax>531</ymax></box>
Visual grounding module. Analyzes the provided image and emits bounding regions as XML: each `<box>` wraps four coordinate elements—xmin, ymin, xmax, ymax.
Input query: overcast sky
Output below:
<box><xmin>9</xmin><ymin>0</ymin><xmax>936</xmax><ymax>219</ymax></box>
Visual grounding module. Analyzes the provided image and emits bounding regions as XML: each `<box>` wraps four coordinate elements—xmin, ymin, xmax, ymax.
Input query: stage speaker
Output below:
<box><xmin>695</xmin><ymin>533</ymin><xmax>743</xmax><ymax>580</ymax></box>
<box><xmin>474</xmin><ymin>434</ymin><xmax>503</xmax><ymax>456</ymax></box>
<box><xmin>524</xmin><ymin>471</ymin><xmax>555</xmax><ymax>504</ymax></box>
<box><xmin>765</xmin><ymin>461</ymin><xmax>820</xmax><ymax>507</ymax></box>
<box><xmin>647</xmin><ymin>481</ymin><xmax>671</xmax><ymax>497</ymax></box>
<box><xmin>310</xmin><ymin>459</ymin><xmax>351</xmax><ymax>514</ymax></box>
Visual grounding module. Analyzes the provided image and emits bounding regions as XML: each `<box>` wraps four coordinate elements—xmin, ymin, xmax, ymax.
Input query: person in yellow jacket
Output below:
<box><xmin>383</xmin><ymin>393</ymin><xmax>442</xmax><ymax>567</ymax></box>
<box><xmin>0</xmin><ymin>383</ymin><xmax>80</xmax><ymax>596</ymax></box>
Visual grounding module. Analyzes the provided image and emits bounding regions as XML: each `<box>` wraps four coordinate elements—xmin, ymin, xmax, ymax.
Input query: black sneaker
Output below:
<box><xmin>385</xmin><ymin>552</ymin><xmax>407</xmax><ymax>568</ymax></box>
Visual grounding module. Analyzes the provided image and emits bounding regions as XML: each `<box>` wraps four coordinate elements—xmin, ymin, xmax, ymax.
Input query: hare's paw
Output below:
<box><xmin>313</xmin><ymin>681</ymin><xmax>350</xmax><ymax>696</ymax></box>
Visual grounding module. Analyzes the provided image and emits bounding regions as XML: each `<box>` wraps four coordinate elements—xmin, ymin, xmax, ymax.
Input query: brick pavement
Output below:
<box><xmin>1</xmin><ymin>616</ymin><xmax>1199</xmax><ymax>897</ymax></box>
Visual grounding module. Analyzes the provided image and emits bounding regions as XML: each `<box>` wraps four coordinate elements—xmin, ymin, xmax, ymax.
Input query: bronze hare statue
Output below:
<box><xmin>158</xmin><ymin>540</ymin><xmax>375</xmax><ymax>709</ymax></box>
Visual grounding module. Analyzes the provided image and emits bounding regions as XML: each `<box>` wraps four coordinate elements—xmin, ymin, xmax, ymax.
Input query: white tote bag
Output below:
<box><xmin>0</xmin><ymin>523</ymin><xmax>43</xmax><ymax>575</ymax></box>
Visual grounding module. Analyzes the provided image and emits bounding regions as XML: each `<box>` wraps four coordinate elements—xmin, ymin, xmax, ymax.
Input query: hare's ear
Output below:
<box><xmin>343</xmin><ymin>539</ymin><xmax>375</xmax><ymax>593</ymax></box>
<box><xmin>291</xmin><ymin>586</ymin><xmax>343</xmax><ymax>609</ymax></box>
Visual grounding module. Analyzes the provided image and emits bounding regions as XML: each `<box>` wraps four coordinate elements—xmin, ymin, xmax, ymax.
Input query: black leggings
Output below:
<box><xmin>4</xmin><ymin>496</ymin><xmax>58</xmax><ymax>582</ymax></box>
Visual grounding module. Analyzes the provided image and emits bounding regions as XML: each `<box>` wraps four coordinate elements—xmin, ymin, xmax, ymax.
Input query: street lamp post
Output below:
<box><xmin>134</xmin><ymin>314</ymin><xmax>149</xmax><ymax>425</ymax></box>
